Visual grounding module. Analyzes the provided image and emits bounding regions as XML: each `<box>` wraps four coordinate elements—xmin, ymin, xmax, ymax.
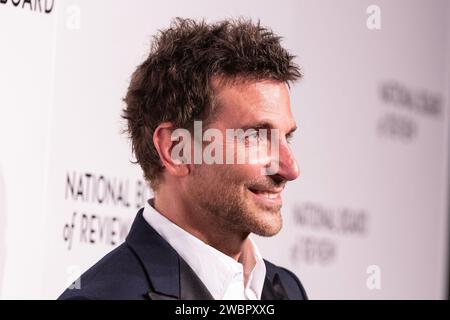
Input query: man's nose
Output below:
<box><xmin>276</xmin><ymin>142</ymin><xmax>300</xmax><ymax>181</ymax></box>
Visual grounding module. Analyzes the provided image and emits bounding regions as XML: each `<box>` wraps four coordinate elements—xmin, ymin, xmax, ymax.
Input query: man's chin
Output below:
<box><xmin>248</xmin><ymin>210</ymin><xmax>283</xmax><ymax>237</ymax></box>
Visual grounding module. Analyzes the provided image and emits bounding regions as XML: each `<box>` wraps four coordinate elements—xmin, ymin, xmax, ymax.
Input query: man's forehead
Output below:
<box><xmin>211</xmin><ymin>79</ymin><xmax>294</xmax><ymax>129</ymax></box>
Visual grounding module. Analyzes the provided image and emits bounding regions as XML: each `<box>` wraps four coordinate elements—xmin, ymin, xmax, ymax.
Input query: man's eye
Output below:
<box><xmin>247</xmin><ymin>131</ymin><xmax>259</xmax><ymax>140</ymax></box>
<box><xmin>243</xmin><ymin>130</ymin><xmax>264</xmax><ymax>145</ymax></box>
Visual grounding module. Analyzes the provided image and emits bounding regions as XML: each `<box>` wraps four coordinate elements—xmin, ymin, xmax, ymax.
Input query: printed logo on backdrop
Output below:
<box><xmin>0</xmin><ymin>0</ymin><xmax>54</xmax><ymax>14</ymax></box>
<box><xmin>377</xmin><ymin>81</ymin><xmax>443</xmax><ymax>142</ymax></box>
<box><xmin>290</xmin><ymin>202</ymin><xmax>369</xmax><ymax>266</ymax></box>
<box><xmin>63</xmin><ymin>170</ymin><xmax>150</xmax><ymax>251</ymax></box>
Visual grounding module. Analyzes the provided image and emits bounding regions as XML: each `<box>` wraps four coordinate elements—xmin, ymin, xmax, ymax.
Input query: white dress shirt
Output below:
<box><xmin>142</xmin><ymin>199</ymin><xmax>267</xmax><ymax>300</ymax></box>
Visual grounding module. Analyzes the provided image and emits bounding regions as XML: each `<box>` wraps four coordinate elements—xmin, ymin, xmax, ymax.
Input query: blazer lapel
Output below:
<box><xmin>261</xmin><ymin>273</ymin><xmax>290</xmax><ymax>300</ymax></box>
<box><xmin>126</xmin><ymin>209</ymin><xmax>214</xmax><ymax>300</ymax></box>
<box><xmin>179</xmin><ymin>258</ymin><xmax>214</xmax><ymax>300</ymax></box>
<box><xmin>126</xmin><ymin>209</ymin><xmax>180</xmax><ymax>300</ymax></box>
<box><xmin>261</xmin><ymin>260</ymin><xmax>290</xmax><ymax>300</ymax></box>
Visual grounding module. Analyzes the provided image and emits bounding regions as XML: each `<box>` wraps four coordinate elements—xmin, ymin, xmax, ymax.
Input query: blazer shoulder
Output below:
<box><xmin>264</xmin><ymin>259</ymin><xmax>308</xmax><ymax>300</ymax></box>
<box><xmin>58</xmin><ymin>243</ymin><xmax>149</xmax><ymax>300</ymax></box>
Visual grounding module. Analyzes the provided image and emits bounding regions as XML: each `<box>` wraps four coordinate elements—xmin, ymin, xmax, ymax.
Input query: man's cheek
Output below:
<box><xmin>232</xmin><ymin>164</ymin><xmax>263</xmax><ymax>183</ymax></box>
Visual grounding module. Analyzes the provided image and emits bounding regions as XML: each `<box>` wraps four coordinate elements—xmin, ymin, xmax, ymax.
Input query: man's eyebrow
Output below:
<box><xmin>241</xmin><ymin>121</ymin><xmax>273</xmax><ymax>131</ymax></box>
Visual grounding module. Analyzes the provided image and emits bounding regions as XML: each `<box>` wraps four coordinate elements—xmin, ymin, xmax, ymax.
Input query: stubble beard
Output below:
<box><xmin>189</xmin><ymin>166</ymin><xmax>283</xmax><ymax>239</ymax></box>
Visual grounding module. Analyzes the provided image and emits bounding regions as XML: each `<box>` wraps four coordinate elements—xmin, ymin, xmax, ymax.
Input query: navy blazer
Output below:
<box><xmin>58</xmin><ymin>209</ymin><xmax>308</xmax><ymax>300</ymax></box>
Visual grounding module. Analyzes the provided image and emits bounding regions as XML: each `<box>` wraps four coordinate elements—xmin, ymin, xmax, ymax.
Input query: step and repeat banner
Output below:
<box><xmin>1</xmin><ymin>0</ymin><xmax>449</xmax><ymax>299</ymax></box>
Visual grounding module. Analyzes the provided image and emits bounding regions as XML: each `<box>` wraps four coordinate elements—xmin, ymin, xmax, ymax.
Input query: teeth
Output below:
<box><xmin>249</xmin><ymin>188</ymin><xmax>280</xmax><ymax>200</ymax></box>
<box><xmin>263</xmin><ymin>192</ymin><xmax>277</xmax><ymax>199</ymax></box>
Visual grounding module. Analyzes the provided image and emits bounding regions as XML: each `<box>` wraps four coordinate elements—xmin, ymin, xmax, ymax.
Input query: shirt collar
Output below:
<box><xmin>142</xmin><ymin>199</ymin><xmax>266</xmax><ymax>299</ymax></box>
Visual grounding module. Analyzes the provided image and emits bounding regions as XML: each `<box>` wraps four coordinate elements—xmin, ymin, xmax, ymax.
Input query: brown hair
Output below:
<box><xmin>123</xmin><ymin>17</ymin><xmax>301</xmax><ymax>190</ymax></box>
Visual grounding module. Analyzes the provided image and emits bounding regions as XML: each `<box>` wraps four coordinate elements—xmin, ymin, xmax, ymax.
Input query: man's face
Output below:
<box><xmin>186</xmin><ymin>79</ymin><xmax>300</xmax><ymax>237</ymax></box>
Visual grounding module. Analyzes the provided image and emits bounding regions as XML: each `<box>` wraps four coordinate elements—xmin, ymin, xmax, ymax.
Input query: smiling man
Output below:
<box><xmin>59</xmin><ymin>18</ymin><xmax>307</xmax><ymax>300</ymax></box>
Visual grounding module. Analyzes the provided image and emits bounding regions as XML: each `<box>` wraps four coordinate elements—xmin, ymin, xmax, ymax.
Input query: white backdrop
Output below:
<box><xmin>0</xmin><ymin>0</ymin><xmax>449</xmax><ymax>299</ymax></box>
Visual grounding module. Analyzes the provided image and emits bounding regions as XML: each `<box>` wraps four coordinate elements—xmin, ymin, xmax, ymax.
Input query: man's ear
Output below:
<box><xmin>153</xmin><ymin>122</ymin><xmax>190</xmax><ymax>177</ymax></box>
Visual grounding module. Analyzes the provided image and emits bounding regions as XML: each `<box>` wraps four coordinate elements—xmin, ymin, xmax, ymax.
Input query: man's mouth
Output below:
<box><xmin>247</xmin><ymin>187</ymin><xmax>283</xmax><ymax>205</ymax></box>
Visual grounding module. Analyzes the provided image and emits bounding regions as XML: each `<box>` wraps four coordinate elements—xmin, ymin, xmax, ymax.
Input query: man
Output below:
<box><xmin>59</xmin><ymin>18</ymin><xmax>307</xmax><ymax>300</ymax></box>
